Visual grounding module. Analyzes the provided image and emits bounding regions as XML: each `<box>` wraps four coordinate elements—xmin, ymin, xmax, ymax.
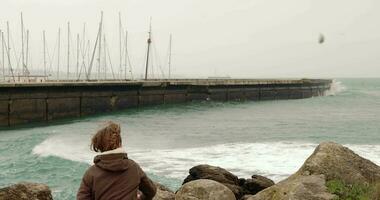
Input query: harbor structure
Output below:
<box><xmin>0</xmin><ymin>13</ymin><xmax>333</xmax><ymax>128</ymax></box>
<box><xmin>0</xmin><ymin>78</ymin><xmax>332</xmax><ymax>127</ymax></box>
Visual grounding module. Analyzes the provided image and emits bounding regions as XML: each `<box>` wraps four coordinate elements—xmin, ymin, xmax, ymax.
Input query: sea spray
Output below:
<box><xmin>325</xmin><ymin>79</ymin><xmax>347</xmax><ymax>96</ymax></box>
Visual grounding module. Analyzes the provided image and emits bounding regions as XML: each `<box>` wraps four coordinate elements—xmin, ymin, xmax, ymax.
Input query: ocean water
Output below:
<box><xmin>1</xmin><ymin>78</ymin><xmax>380</xmax><ymax>199</ymax></box>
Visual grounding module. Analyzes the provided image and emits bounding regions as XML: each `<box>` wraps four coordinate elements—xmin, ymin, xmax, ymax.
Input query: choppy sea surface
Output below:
<box><xmin>1</xmin><ymin>78</ymin><xmax>380</xmax><ymax>199</ymax></box>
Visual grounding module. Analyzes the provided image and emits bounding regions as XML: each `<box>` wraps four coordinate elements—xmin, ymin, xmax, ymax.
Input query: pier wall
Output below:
<box><xmin>0</xmin><ymin>79</ymin><xmax>332</xmax><ymax>127</ymax></box>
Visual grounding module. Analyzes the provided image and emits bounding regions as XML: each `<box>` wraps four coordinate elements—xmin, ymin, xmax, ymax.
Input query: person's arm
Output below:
<box><xmin>137</xmin><ymin>165</ymin><xmax>157</xmax><ymax>200</ymax></box>
<box><xmin>77</xmin><ymin>170</ymin><xmax>93</xmax><ymax>200</ymax></box>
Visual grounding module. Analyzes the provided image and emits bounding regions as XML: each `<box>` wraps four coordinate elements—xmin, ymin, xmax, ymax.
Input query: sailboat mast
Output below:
<box><xmin>81</xmin><ymin>23</ymin><xmax>86</xmax><ymax>79</ymax></box>
<box><xmin>57</xmin><ymin>28</ymin><xmax>61</xmax><ymax>81</ymax></box>
<box><xmin>119</xmin><ymin>12</ymin><xmax>122</xmax><ymax>79</ymax></box>
<box><xmin>43</xmin><ymin>30</ymin><xmax>47</xmax><ymax>80</ymax></box>
<box><xmin>144</xmin><ymin>18</ymin><xmax>152</xmax><ymax>80</ymax></box>
<box><xmin>103</xmin><ymin>35</ymin><xmax>107</xmax><ymax>80</ymax></box>
<box><xmin>87</xmin><ymin>39</ymin><xmax>90</xmax><ymax>72</ymax></box>
<box><xmin>124</xmin><ymin>30</ymin><xmax>128</xmax><ymax>80</ymax></box>
<box><xmin>6</xmin><ymin>22</ymin><xmax>14</xmax><ymax>82</ymax></box>
<box><xmin>98</xmin><ymin>11</ymin><xmax>103</xmax><ymax>81</ymax></box>
<box><xmin>21</xmin><ymin>13</ymin><xmax>25</xmax><ymax>76</ymax></box>
<box><xmin>87</xmin><ymin>12</ymin><xmax>103</xmax><ymax>80</ymax></box>
<box><xmin>1</xmin><ymin>31</ymin><xmax>4</xmax><ymax>81</ymax></box>
<box><xmin>76</xmin><ymin>34</ymin><xmax>79</xmax><ymax>79</ymax></box>
<box><xmin>26</xmin><ymin>30</ymin><xmax>29</xmax><ymax>77</ymax></box>
<box><xmin>82</xmin><ymin>23</ymin><xmax>86</xmax><ymax>62</ymax></box>
<box><xmin>168</xmin><ymin>34</ymin><xmax>172</xmax><ymax>79</ymax></box>
<box><xmin>6</xmin><ymin>24</ymin><xmax>10</xmax><ymax>76</ymax></box>
<box><xmin>67</xmin><ymin>22</ymin><xmax>70</xmax><ymax>79</ymax></box>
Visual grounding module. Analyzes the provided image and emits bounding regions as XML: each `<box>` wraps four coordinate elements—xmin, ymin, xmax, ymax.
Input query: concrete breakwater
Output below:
<box><xmin>0</xmin><ymin>78</ymin><xmax>332</xmax><ymax>127</ymax></box>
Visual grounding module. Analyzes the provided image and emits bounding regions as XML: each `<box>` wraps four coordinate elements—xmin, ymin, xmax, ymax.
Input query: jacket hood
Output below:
<box><xmin>94</xmin><ymin>152</ymin><xmax>130</xmax><ymax>172</ymax></box>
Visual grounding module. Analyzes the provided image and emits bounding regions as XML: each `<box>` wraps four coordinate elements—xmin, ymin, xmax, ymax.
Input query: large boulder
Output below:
<box><xmin>176</xmin><ymin>179</ymin><xmax>236</xmax><ymax>200</ymax></box>
<box><xmin>246</xmin><ymin>175</ymin><xmax>336</xmax><ymax>200</ymax></box>
<box><xmin>183</xmin><ymin>164</ymin><xmax>253</xmax><ymax>198</ymax></box>
<box><xmin>153</xmin><ymin>182</ymin><xmax>175</xmax><ymax>200</ymax></box>
<box><xmin>0</xmin><ymin>182</ymin><xmax>53</xmax><ymax>200</ymax></box>
<box><xmin>295</xmin><ymin>142</ymin><xmax>380</xmax><ymax>184</ymax></box>
<box><xmin>183</xmin><ymin>164</ymin><xmax>240</xmax><ymax>186</ymax></box>
<box><xmin>247</xmin><ymin>142</ymin><xmax>380</xmax><ymax>200</ymax></box>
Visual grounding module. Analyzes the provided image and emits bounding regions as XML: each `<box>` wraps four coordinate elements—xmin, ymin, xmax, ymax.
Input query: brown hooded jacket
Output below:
<box><xmin>77</xmin><ymin>152</ymin><xmax>156</xmax><ymax>200</ymax></box>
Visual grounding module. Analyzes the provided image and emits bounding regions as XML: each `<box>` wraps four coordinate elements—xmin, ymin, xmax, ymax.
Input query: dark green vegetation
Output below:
<box><xmin>326</xmin><ymin>180</ymin><xmax>380</xmax><ymax>200</ymax></box>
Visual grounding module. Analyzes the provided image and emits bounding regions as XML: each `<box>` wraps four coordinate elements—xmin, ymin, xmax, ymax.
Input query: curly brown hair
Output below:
<box><xmin>91</xmin><ymin>122</ymin><xmax>122</xmax><ymax>152</ymax></box>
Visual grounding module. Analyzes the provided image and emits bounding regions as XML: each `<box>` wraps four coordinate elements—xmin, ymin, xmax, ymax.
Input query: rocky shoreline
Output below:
<box><xmin>1</xmin><ymin>142</ymin><xmax>380</xmax><ymax>200</ymax></box>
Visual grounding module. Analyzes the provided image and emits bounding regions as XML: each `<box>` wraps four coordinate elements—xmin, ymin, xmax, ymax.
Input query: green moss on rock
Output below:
<box><xmin>326</xmin><ymin>179</ymin><xmax>380</xmax><ymax>200</ymax></box>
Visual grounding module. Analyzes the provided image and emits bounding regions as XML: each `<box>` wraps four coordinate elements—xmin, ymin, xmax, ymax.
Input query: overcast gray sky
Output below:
<box><xmin>1</xmin><ymin>0</ymin><xmax>379</xmax><ymax>78</ymax></box>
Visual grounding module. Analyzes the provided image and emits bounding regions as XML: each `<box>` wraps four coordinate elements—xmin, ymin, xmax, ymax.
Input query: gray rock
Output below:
<box><xmin>183</xmin><ymin>164</ymin><xmax>239</xmax><ymax>185</ymax></box>
<box><xmin>0</xmin><ymin>182</ymin><xmax>53</xmax><ymax>200</ymax></box>
<box><xmin>242</xmin><ymin>175</ymin><xmax>275</xmax><ymax>195</ymax></box>
<box><xmin>183</xmin><ymin>164</ymin><xmax>244</xmax><ymax>198</ymax></box>
<box><xmin>247</xmin><ymin>142</ymin><xmax>380</xmax><ymax>200</ymax></box>
<box><xmin>247</xmin><ymin>175</ymin><xmax>336</xmax><ymax>200</ymax></box>
<box><xmin>296</xmin><ymin>142</ymin><xmax>380</xmax><ymax>184</ymax></box>
<box><xmin>176</xmin><ymin>179</ymin><xmax>236</xmax><ymax>200</ymax></box>
<box><xmin>153</xmin><ymin>182</ymin><xmax>175</xmax><ymax>200</ymax></box>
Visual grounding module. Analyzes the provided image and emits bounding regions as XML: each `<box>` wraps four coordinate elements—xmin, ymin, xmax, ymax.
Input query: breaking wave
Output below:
<box><xmin>33</xmin><ymin>136</ymin><xmax>380</xmax><ymax>183</ymax></box>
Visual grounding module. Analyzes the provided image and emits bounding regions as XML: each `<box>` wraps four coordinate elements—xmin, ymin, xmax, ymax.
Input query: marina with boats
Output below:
<box><xmin>0</xmin><ymin>12</ymin><xmax>332</xmax><ymax>128</ymax></box>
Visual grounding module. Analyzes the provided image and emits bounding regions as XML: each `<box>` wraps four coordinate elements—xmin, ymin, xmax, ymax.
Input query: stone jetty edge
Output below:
<box><xmin>0</xmin><ymin>78</ymin><xmax>332</xmax><ymax>127</ymax></box>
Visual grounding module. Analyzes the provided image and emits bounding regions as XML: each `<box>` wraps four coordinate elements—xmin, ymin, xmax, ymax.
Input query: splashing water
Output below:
<box><xmin>325</xmin><ymin>79</ymin><xmax>347</xmax><ymax>96</ymax></box>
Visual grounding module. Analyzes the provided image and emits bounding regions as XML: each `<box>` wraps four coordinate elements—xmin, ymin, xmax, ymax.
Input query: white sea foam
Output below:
<box><xmin>325</xmin><ymin>79</ymin><xmax>347</xmax><ymax>96</ymax></box>
<box><xmin>32</xmin><ymin>136</ymin><xmax>96</xmax><ymax>165</ymax></box>
<box><xmin>32</xmin><ymin>136</ymin><xmax>380</xmax><ymax>183</ymax></box>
